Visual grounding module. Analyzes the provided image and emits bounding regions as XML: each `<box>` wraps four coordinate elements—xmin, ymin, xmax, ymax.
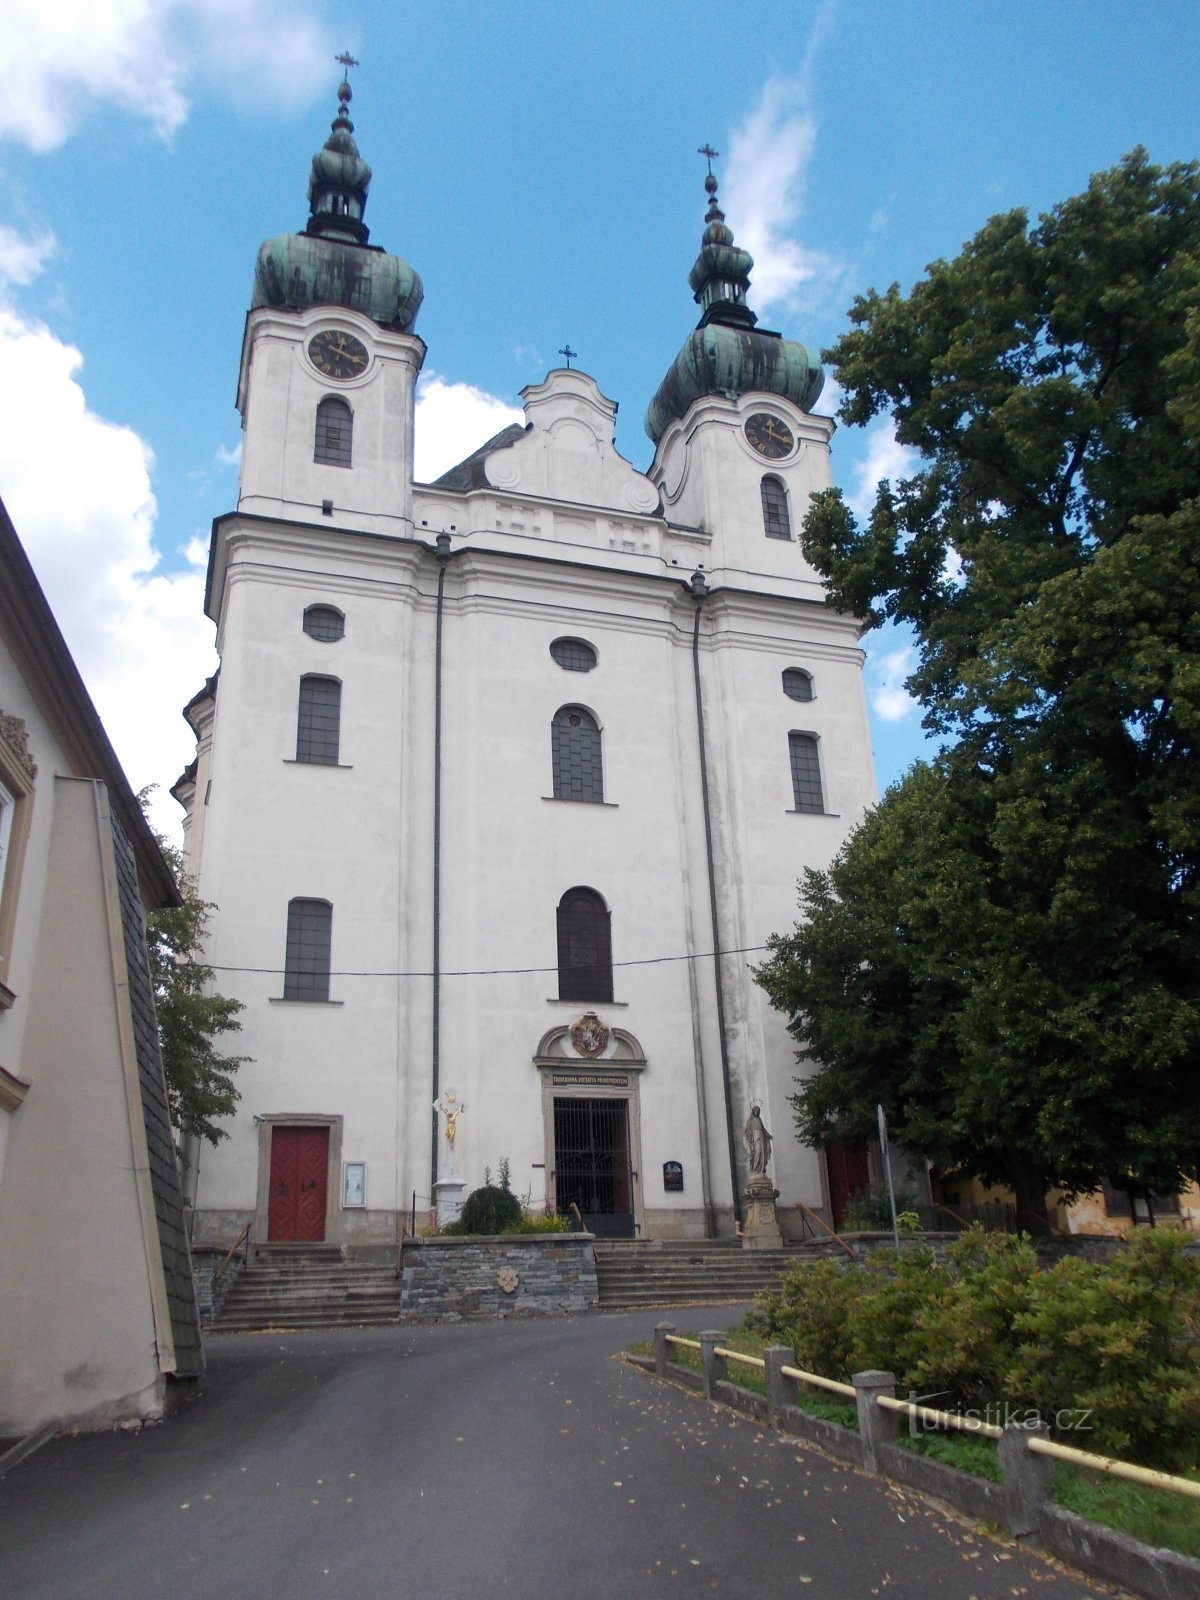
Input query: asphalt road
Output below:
<box><xmin>1</xmin><ymin>1309</ymin><xmax>1116</xmax><ymax>1600</ymax></box>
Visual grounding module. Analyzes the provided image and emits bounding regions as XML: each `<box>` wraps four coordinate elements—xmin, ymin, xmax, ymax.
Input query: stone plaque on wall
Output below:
<box><xmin>663</xmin><ymin>1160</ymin><xmax>684</xmax><ymax>1192</ymax></box>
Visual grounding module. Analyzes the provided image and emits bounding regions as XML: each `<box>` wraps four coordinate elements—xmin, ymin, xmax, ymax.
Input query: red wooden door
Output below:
<box><xmin>267</xmin><ymin>1126</ymin><xmax>329</xmax><ymax>1241</ymax></box>
<box><xmin>826</xmin><ymin>1140</ymin><xmax>871</xmax><ymax>1230</ymax></box>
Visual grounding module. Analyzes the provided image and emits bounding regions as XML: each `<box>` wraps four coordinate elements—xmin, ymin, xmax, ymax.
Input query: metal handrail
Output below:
<box><xmin>874</xmin><ymin>1392</ymin><xmax>1003</xmax><ymax>1439</ymax></box>
<box><xmin>665</xmin><ymin>1335</ymin><xmax>701</xmax><ymax>1352</ymax></box>
<box><xmin>1027</xmin><ymin>1435</ymin><xmax>1200</xmax><ymax>1500</ymax></box>
<box><xmin>714</xmin><ymin>1346</ymin><xmax>765</xmax><ymax>1370</ymax></box>
<box><xmin>780</xmin><ymin>1363</ymin><xmax>857</xmax><ymax>1399</ymax></box>
<box><xmin>213</xmin><ymin>1220</ymin><xmax>251</xmax><ymax>1285</ymax></box>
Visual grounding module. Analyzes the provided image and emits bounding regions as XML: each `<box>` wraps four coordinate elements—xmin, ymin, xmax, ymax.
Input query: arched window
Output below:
<box><xmin>761</xmin><ymin>475</ymin><xmax>791</xmax><ymax>540</ymax></box>
<box><xmin>550</xmin><ymin>637</ymin><xmax>598</xmax><ymax>672</ymax></box>
<box><xmin>557</xmin><ymin>887</ymin><xmax>613</xmax><ymax>1002</ymax></box>
<box><xmin>303</xmin><ymin>604</ymin><xmax>345</xmax><ymax>643</ymax></box>
<box><xmin>296</xmin><ymin>675</ymin><xmax>341</xmax><ymax>765</ymax></box>
<box><xmin>314</xmin><ymin>397</ymin><xmax>353</xmax><ymax>467</ymax></box>
<box><xmin>789</xmin><ymin>732</ymin><xmax>824</xmax><ymax>814</ymax></box>
<box><xmin>782</xmin><ymin>668</ymin><xmax>813</xmax><ymax>701</ymax></box>
<box><xmin>551</xmin><ymin>705</ymin><xmax>603</xmax><ymax>802</ymax></box>
<box><xmin>283</xmin><ymin>898</ymin><xmax>333</xmax><ymax>1001</ymax></box>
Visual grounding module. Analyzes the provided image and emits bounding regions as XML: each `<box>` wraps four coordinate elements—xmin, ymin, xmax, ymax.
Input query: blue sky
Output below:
<box><xmin>1</xmin><ymin>0</ymin><xmax>1196</xmax><ymax>838</ymax></box>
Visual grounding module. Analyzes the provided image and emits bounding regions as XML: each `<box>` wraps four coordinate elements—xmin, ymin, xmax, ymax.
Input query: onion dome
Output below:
<box><xmin>251</xmin><ymin>77</ymin><xmax>423</xmax><ymax>332</ymax></box>
<box><xmin>645</xmin><ymin>169</ymin><xmax>823</xmax><ymax>443</ymax></box>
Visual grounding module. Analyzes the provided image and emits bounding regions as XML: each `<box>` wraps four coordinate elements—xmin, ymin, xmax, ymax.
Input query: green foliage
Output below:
<box><xmin>455</xmin><ymin>1183</ymin><xmax>522</xmax><ymax>1235</ymax></box>
<box><xmin>1053</xmin><ymin>1463</ymin><xmax>1200</xmax><ymax>1560</ymax></box>
<box><xmin>142</xmin><ymin>806</ymin><xmax>247</xmax><ymax>1147</ymax></box>
<box><xmin>762</xmin><ymin>151</ymin><xmax>1200</xmax><ymax>1212</ymax></box>
<box><xmin>748</xmin><ymin>1227</ymin><xmax>1200</xmax><ymax>1471</ymax></box>
<box><xmin>842</xmin><ymin>1182</ymin><xmax>921</xmax><ymax>1232</ymax></box>
<box><xmin>514</xmin><ymin>1212</ymin><xmax>569</xmax><ymax>1234</ymax></box>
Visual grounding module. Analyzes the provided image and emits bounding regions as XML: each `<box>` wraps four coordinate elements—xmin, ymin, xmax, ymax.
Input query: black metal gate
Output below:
<box><xmin>553</xmin><ymin>1097</ymin><xmax>634</xmax><ymax>1238</ymax></box>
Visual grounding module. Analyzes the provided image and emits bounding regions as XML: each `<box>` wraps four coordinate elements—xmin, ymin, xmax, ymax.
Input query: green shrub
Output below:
<box><xmin>745</xmin><ymin>1226</ymin><xmax>1200</xmax><ymax>1474</ymax></box>
<box><xmin>843</xmin><ymin>1182</ymin><xmax>921</xmax><ymax>1231</ymax></box>
<box><xmin>515</xmin><ymin>1212</ymin><xmax>569</xmax><ymax>1234</ymax></box>
<box><xmin>456</xmin><ymin>1183</ymin><xmax>522</xmax><ymax>1235</ymax></box>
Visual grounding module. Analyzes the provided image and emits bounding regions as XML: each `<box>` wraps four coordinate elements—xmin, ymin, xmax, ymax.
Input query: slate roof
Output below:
<box><xmin>110</xmin><ymin>810</ymin><xmax>204</xmax><ymax>1379</ymax></box>
<box><xmin>428</xmin><ymin>423</ymin><xmax>527</xmax><ymax>491</ymax></box>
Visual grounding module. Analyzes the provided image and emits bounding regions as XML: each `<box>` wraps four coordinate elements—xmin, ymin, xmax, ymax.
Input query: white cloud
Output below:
<box><xmin>0</xmin><ymin>224</ymin><xmax>57</xmax><ymax>289</ymax></box>
<box><xmin>413</xmin><ymin>375</ymin><xmax>524</xmax><ymax>484</ymax></box>
<box><xmin>215</xmin><ymin>441</ymin><xmax>242</xmax><ymax>468</ymax></box>
<box><xmin>0</xmin><ymin>0</ymin><xmax>333</xmax><ymax>152</ymax></box>
<box><xmin>0</xmin><ymin>304</ymin><xmax>216</xmax><ymax>841</ymax></box>
<box><xmin>867</xmin><ymin>645</ymin><xmax>920</xmax><ymax>723</ymax></box>
<box><xmin>723</xmin><ymin>75</ymin><xmax>843</xmax><ymax>318</ymax></box>
<box><xmin>846</xmin><ymin>418</ymin><xmax>921</xmax><ymax>521</ymax></box>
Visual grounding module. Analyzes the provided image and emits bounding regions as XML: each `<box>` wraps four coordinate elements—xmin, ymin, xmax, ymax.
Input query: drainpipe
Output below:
<box><xmin>690</xmin><ymin>570</ymin><xmax>742</xmax><ymax>1229</ymax></box>
<box><xmin>430</xmin><ymin>532</ymin><xmax>452</xmax><ymax>1202</ymax></box>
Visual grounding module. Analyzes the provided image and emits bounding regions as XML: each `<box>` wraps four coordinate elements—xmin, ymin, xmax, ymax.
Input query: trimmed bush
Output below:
<box><xmin>456</xmin><ymin>1184</ymin><xmax>522</xmax><ymax>1235</ymax></box>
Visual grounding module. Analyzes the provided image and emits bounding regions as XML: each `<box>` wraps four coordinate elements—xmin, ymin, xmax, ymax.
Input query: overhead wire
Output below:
<box><xmin>205</xmin><ymin>942</ymin><xmax>773</xmax><ymax>980</ymax></box>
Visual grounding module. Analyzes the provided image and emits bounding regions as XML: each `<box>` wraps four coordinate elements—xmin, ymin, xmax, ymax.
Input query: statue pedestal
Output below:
<box><xmin>435</xmin><ymin>1178</ymin><xmax>465</xmax><ymax>1228</ymax></box>
<box><xmin>742</xmin><ymin>1174</ymin><xmax>783</xmax><ymax>1251</ymax></box>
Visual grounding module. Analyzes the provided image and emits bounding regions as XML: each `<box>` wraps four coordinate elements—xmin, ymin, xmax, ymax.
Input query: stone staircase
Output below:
<box><xmin>208</xmin><ymin>1244</ymin><xmax>403</xmax><ymax>1333</ymax></box>
<box><xmin>593</xmin><ymin>1238</ymin><xmax>835</xmax><ymax>1308</ymax></box>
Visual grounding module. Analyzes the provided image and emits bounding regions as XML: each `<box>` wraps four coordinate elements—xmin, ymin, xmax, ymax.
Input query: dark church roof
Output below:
<box><xmin>429</xmin><ymin>423</ymin><xmax>528</xmax><ymax>491</ymax></box>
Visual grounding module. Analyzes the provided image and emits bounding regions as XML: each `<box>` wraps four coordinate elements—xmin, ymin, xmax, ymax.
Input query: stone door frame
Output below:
<box><xmin>254</xmin><ymin>1113</ymin><xmax>343</xmax><ymax>1245</ymax></box>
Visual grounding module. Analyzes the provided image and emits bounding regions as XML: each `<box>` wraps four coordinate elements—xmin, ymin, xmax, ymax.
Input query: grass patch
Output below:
<box><xmin>632</xmin><ymin>1328</ymin><xmax>858</xmax><ymax>1423</ymax></box>
<box><xmin>896</xmin><ymin>1427</ymin><xmax>1001</xmax><ymax>1482</ymax></box>
<box><xmin>1052</xmin><ymin>1464</ymin><xmax>1200</xmax><ymax>1560</ymax></box>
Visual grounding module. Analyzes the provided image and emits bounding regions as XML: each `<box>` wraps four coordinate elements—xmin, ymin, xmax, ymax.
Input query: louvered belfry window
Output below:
<box><xmin>557</xmin><ymin>887</ymin><xmax>613</xmax><ymax>1002</ymax></box>
<box><xmin>296</xmin><ymin>675</ymin><xmax>341</xmax><ymax>764</ymax></box>
<box><xmin>789</xmin><ymin>732</ymin><xmax>824</xmax><ymax>813</ymax></box>
<box><xmin>283</xmin><ymin>898</ymin><xmax>333</xmax><ymax>1001</ymax></box>
<box><xmin>761</xmin><ymin>475</ymin><xmax>792</xmax><ymax>539</ymax></box>
<box><xmin>314</xmin><ymin>397</ymin><xmax>353</xmax><ymax>467</ymax></box>
<box><xmin>551</xmin><ymin>705</ymin><xmax>603</xmax><ymax>802</ymax></box>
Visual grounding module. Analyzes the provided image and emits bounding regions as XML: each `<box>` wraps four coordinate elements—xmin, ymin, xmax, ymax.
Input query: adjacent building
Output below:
<box><xmin>0</xmin><ymin>498</ymin><xmax>202</xmax><ymax>1438</ymax></box>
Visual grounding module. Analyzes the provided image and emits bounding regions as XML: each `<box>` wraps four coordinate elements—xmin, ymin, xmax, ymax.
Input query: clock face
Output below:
<box><xmin>744</xmin><ymin>412</ymin><xmax>795</xmax><ymax>459</ymax></box>
<box><xmin>308</xmin><ymin>328</ymin><xmax>370</xmax><ymax>381</ymax></box>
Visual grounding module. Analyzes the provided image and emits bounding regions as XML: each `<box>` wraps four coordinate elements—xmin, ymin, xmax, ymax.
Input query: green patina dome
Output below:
<box><xmin>250</xmin><ymin>77</ymin><xmax>423</xmax><ymax>333</ymax></box>
<box><xmin>645</xmin><ymin>170</ymin><xmax>823</xmax><ymax>443</ymax></box>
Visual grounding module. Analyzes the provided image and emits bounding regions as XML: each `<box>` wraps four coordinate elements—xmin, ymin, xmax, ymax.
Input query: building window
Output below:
<box><xmin>557</xmin><ymin>887</ymin><xmax>613</xmax><ymax>1002</ymax></box>
<box><xmin>789</xmin><ymin>732</ymin><xmax>824</xmax><ymax>813</ymax></box>
<box><xmin>0</xmin><ymin>712</ymin><xmax>36</xmax><ymax>1006</ymax></box>
<box><xmin>761</xmin><ymin>475</ymin><xmax>792</xmax><ymax>539</ymax></box>
<box><xmin>782</xmin><ymin>668</ymin><xmax>813</xmax><ymax>701</ymax></box>
<box><xmin>283</xmin><ymin>898</ymin><xmax>333</xmax><ymax>1002</ymax></box>
<box><xmin>314</xmin><ymin>397</ymin><xmax>353</xmax><ymax>467</ymax></box>
<box><xmin>551</xmin><ymin>705</ymin><xmax>603</xmax><ymax>802</ymax></box>
<box><xmin>303</xmin><ymin>604</ymin><xmax>345</xmax><ymax>643</ymax></box>
<box><xmin>296</xmin><ymin>675</ymin><xmax>341</xmax><ymax>765</ymax></box>
<box><xmin>550</xmin><ymin>637</ymin><xmax>597</xmax><ymax>673</ymax></box>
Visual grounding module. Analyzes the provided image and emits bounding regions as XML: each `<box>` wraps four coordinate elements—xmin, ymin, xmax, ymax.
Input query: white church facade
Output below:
<box><xmin>176</xmin><ymin>81</ymin><xmax>877</xmax><ymax>1250</ymax></box>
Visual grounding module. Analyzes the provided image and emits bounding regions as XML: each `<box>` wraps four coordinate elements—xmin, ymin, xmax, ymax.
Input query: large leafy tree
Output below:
<box><xmin>143</xmin><ymin>816</ymin><xmax>247</xmax><ymax>1148</ymax></box>
<box><xmin>759</xmin><ymin>151</ymin><xmax>1200</xmax><ymax>1222</ymax></box>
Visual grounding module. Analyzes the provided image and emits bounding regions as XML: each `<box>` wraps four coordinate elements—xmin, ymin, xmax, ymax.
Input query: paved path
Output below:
<box><xmin>2</xmin><ymin>1310</ymin><xmax>1116</xmax><ymax>1600</ymax></box>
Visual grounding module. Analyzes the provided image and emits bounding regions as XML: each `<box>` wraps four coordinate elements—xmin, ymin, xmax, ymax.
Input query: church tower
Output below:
<box><xmin>177</xmin><ymin>107</ymin><xmax>877</xmax><ymax>1254</ymax></box>
<box><xmin>236</xmin><ymin>76</ymin><xmax>425</xmax><ymax>534</ymax></box>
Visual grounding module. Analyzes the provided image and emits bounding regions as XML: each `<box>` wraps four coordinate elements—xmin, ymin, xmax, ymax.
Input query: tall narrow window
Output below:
<box><xmin>296</xmin><ymin>675</ymin><xmax>341</xmax><ymax>765</ymax></box>
<box><xmin>557</xmin><ymin>887</ymin><xmax>613</xmax><ymax>1002</ymax></box>
<box><xmin>761</xmin><ymin>475</ymin><xmax>792</xmax><ymax>539</ymax></box>
<box><xmin>283</xmin><ymin>898</ymin><xmax>333</xmax><ymax>1001</ymax></box>
<box><xmin>789</xmin><ymin>732</ymin><xmax>824</xmax><ymax>813</ymax></box>
<box><xmin>314</xmin><ymin>397</ymin><xmax>353</xmax><ymax>467</ymax></box>
<box><xmin>551</xmin><ymin>705</ymin><xmax>603</xmax><ymax>802</ymax></box>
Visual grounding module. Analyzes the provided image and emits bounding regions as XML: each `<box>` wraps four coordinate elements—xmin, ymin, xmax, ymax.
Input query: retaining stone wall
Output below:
<box><xmin>399</xmin><ymin>1234</ymin><xmax>598</xmax><ymax>1321</ymax></box>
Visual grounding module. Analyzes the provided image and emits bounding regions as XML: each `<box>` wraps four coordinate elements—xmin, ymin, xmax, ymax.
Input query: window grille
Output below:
<box><xmin>296</xmin><ymin>676</ymin><xmax>341</xmax><ymax>765</ymax></box>
<box><xmin>556</xmin><ymin>887</ymin><xmax>613</xmax><ymax>1002</ymax></box>
<box><xmin>551</xmin><ymin>705</ymin><xmax>603</xmax><ymax>802</ymax></box>
<box><xmin>314</xmin><ymin>397</ymin><xmax>353</xmax><ymax>467</ymax></box>
<box><xmin>283</xmin><ymin>898</ymin><xmax>333</xmax><ymax>1001</ymax></box>
<box><xmin>761</xmin><ymin>475</ymin><xmax>792</xmax><ymax>539</ymax></box>
<box><xmin>550</xmin><ymin>637</ymin><xmax>598</xmax><ymax>672</ymax></box>
<box><xmin>782</xmin><ymin>668</ymin><xmax>813</xmax><ymax>702</ymax></box>
<box><xmin>303</xmin><ymin>604</ymin><xmax>345</xmax><ymax>643</ymax></box>
<box><xmin>789</xmin><ymin>732</ymin><xmax>824</xmax><ymax>813</ymax></box>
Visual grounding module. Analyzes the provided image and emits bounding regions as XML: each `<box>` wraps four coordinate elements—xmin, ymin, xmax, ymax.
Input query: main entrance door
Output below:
<box><xmin>554</xmin><ymin>1097</ymin><xmax>634</xmax><ymax>1238</ymax></box>
<box><xmin>267</xmin><ymin>1125</ymin><xmax>329</xmax><ymax>1241</ymax></box>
